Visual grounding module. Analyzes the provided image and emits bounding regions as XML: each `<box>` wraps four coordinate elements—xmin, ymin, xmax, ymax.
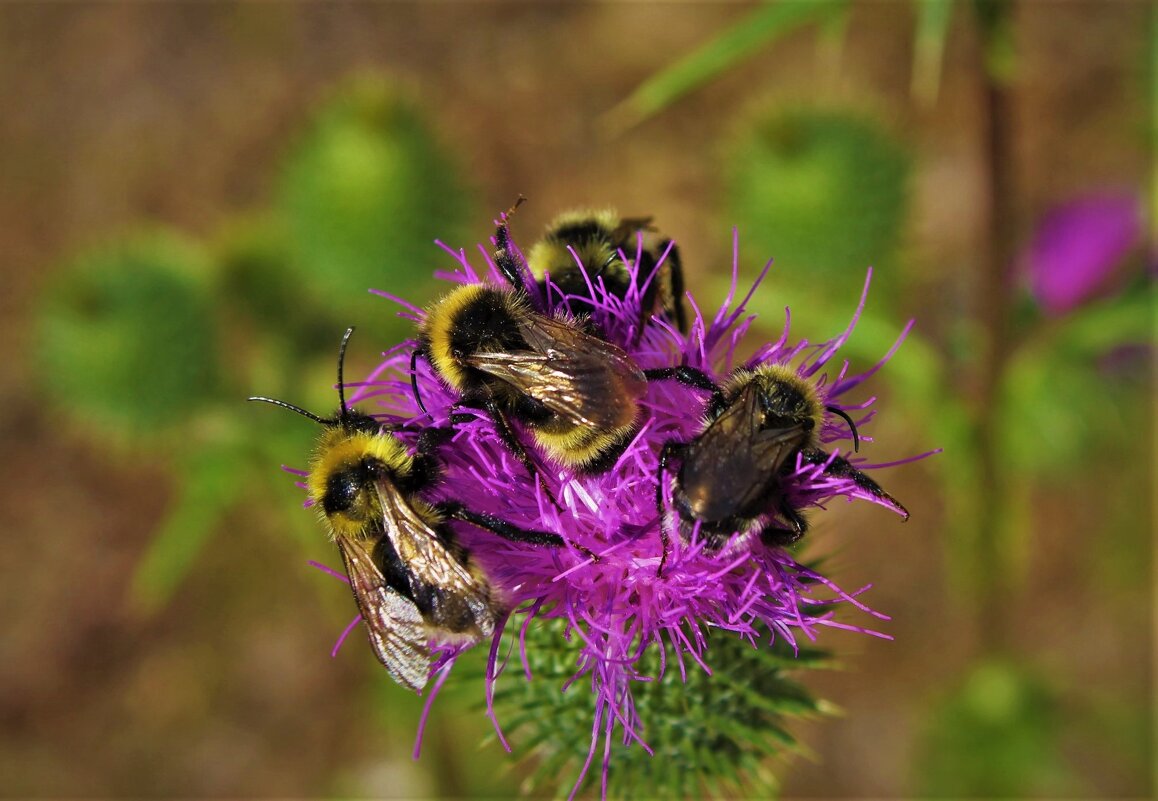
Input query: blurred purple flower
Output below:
<box><xmin>1024</xmin><ymin>191</ymin><xmax>1143</xmax><ymax>315</ymax></box>
<box><xmin>316</xmin><ymin>227</ymin><xmax>922</xmax><ymax>794</ymax></box>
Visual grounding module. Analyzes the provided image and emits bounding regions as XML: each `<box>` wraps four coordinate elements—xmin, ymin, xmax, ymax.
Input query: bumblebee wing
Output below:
<box><xmin>374</xmin><ymin>482</ymin><xmax>479</xmax><ymax>591</ymax></box>
<box><xmin>468</xmin><ymin>315</ymin><xmax>646</xmax><ymax>429</ymax></box>
<box><xmin>712</xmin><ymin>382</ymin><xmax>811</xmax><ymax>467</ymax></box>
<box><xmin>683</xmin><ymin>388</ymin><xmax>810</xmax><ymax>515</ymax></box>
<box><xmin>375</xmin><ymin>482</ymin><xmax>499</xmax><ymax>639</ymax></box>
<box><xmin>747</xmin><ymin>426</ymin><xmax>811</xmax><ymax>473</ymax></box>
<box><xmin>334</xmin><ymin>532</ymin><xmax>431</xmax><ymax>691</ymax></box>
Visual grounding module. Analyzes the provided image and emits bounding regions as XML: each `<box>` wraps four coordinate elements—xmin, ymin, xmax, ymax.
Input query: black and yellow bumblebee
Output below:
<box><xmin>647</xmin><ymin>363</ymin><xmax>909</xmax><ymax>572</ymax></box>
<box><xmin>525</xmin><ymin>208</ymin><xmax>688</xmax><ymax>335</ymax></box>
<box><xmin>413</xmin><ymin>205</ymin><xmax>650</xmax><ymax>490</ymax></box>
<box><xmin>251</xmin><ymin>328</ymin><xmax>570</xmax><ymax>691</ymax></box>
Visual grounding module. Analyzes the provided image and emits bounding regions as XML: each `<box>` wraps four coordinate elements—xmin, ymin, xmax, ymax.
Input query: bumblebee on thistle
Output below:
<box><xmin>259</xmin><ymin>201</ymin><xmax>925</xmax><ymax>796</ymax></box>
<box><xmin>249</xmin><ymin>328</ymin><xmax>582</xmax><ymax>691</ymax></box>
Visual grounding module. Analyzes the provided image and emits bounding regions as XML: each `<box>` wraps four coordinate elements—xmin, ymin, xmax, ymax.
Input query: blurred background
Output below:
<box><xmin>1</xmin><ymin>2</ymin><xmax>1152</xmax><ymax>797</ymax></box>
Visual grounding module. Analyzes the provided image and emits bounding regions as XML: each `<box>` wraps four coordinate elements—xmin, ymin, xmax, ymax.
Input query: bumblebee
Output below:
<box><xmin>525</xmin><ymin>208</ymin><xmax>688</xmax><ymax>335</ymax></box>
<box><xmin>251</xmin><ymin>328</ymin><xmax>569</xmax><ymax>691</ymax></box>
<box><xmin>414</xmin><ymin>210</ymin><xmax>650</xmax><ymax>485</ymax></box>
<box><xmin>647</xmin><ymin>363</ymin><xmax>909</xmax><ymax>571</ymax></box>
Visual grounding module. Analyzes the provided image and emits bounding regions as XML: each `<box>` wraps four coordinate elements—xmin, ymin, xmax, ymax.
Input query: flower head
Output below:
<box><xmin>315</xmin><ymin>221</ymin><xmax>921</xmax><ymax>796</ymax></box>
<box><xmin>1023</xmin><ymin>190</ymin><xmax>1143</xmax><ymax>316</ymax></box>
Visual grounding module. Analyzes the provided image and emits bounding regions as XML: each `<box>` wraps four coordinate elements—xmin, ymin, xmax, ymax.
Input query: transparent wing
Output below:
<box><xmin>467</xmin><ymin>314</ymin><xmax>646</xmax><ymax>429</ymax></box>
<box><xmin>375</xmin><ymin>484</ymin><xmax>477</xmax><ymax>593</ymax></box>
<box><xmin>334</xmin><ymin>532</ymin><xmax>431</xmax><ymax>692</ymax></box>
<box><xmin>374</xmin><ymin>483</ymin><xmax>497</xmax><ymax>639</ymax></box>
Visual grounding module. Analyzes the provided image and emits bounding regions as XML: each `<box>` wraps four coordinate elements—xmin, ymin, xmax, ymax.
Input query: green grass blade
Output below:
<box><xmin>604</xmin><ymin>1</ymin><xmax>839</xmax><ymax>134</ymax></box>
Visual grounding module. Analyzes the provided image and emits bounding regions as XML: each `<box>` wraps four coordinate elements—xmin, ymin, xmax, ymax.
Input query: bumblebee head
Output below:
<box><xmin>746</xmin><ymin>364</ymin><xmax>861</xmax><ymax>451</ymax></box>
<box><xmin>318</xmin><ymin>450</ymin><xmax>386</xmax><ymax>523</ymax></box>
<box><xmin>754</xmin><ymin>367</ymin><xmax>816</xmax><ymax>424</ymax></box>
<box><xmin>308</xmin><ymin>430</ymin><xmax>414</xmax><ymax>537</ymax></box>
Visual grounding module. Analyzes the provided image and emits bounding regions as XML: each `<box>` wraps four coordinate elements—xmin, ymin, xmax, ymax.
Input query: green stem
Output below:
<box><xmin>974</xmin><ymin>0</ymin><xmax>1017</xmax><ymax>652</ymax></box>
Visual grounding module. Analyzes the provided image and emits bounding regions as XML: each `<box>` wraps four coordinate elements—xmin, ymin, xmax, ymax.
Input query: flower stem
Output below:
<box><xmin>974</xmin><ymin>0</ymin><xmax>1017</xmax><ymax>652</ymax></box>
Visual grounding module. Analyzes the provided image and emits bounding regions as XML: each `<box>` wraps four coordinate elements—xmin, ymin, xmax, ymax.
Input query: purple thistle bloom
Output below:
<box><xmin>315</xmin><ymin>224</ymin><xmax>921</xmax><ymax>794</ymax></box>
<box><xmin>1023</xmin><ymin>190</ymin><xmax>1143</xmax><ymax>316</ymax></box>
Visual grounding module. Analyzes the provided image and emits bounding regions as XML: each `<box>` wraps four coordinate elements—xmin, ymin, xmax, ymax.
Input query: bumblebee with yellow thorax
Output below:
<box><xmin>526</xmin><ymin>208</ymin><xmax>687</xmax><ymax>334</ymax></box>
<box><xmin>251</xmin><ymin>328</ymin><xmax>572</xmax><ymax>691</ymax></box>
<box><xmin>646</xmin><ymin>362</ymin><xmax>909</xmax><ymax>573</ymax></box>
<box><xmin>414</xmin><ymin>211</ymin><xmax>650</xmax><ymax>492</ymax></box>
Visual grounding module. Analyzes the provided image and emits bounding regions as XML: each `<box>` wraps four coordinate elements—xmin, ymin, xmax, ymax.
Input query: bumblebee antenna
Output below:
<box><xmin>410</xmin><ymin>348</ymin><xmax>429</xmax><ymax>414</ymax></box>
<box><xmin>337</xmin><ymin>326</ymin><xmax>355</xmax><ymax>418</ymax></box>
<box><xmin>826</xmin><ymin>406</ymin><xmax>860</xmax><ymax>452</ymax></box>
<box><xmin>503</xmin><ymin>194</ymin><xmax>527</xmax><ymax>222</ymax></box>
<box><xmin>247</xmin><ymin>396</ymin><xmax>327</xmax><ymax>425</ymax></box>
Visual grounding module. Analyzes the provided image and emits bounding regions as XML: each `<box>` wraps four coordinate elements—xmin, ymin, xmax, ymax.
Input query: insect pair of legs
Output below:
<box><xmin>394</xmin><ymin>415</ymin><xmax>596</xmax><ymax>561</ymax></box>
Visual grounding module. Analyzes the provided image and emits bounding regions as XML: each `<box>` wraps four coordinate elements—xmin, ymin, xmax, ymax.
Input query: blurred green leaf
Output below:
<box><xmin>1151</xmin><ymin>9</ymin><xmax>1158</xmax><ymax>245</ymax></box>
<box><xmin>999</xmin><ymin>286</ymin><xmax>1153</xmax><ymax>479</ymax></box>
<box><xmin>37</xmin><ymin>230</ymin><xmax>220</xmax><ymax>441</ymax></box>
<box><xmin>277</xmin><ymin>75</ymin><xmax>474</xmax><ymax>337</ymax></box>
<box><xmin>914</xmin><ymin>660</ymin><xmax>1077</xmax><ymax>797</ymax></box>
<box><xmin>214</xmin><ymin>214</ymin><xmax>296</xmax><ymax>329</ymax></box>
<box><xmin>129</xmin><ymin>439</ymin><xmax>249</xmax><ymax>613</ymax></box>
<box><xmin>602</xmin><ymin>2</ymin><xmax>840</xmax><ymax>135</ymax></box>
<box><xmin>214</xmin><ymin>213</ymin><xmax>347</xmax><ymax>366</ymax></box>
<box><xmin>973</xmin><ymin>0</ymin><xmax>1016</xmax><ymax>83</ymax></box>
<box><xmin>912</xmin><ymin>0</ymin><xmax>955</xmax><ymax>106</ymax></box>
<box><xmin>1068</xmin><ymin>686</ymin><xmax>1154</xmax><ymax>791</ymax></box>
<box><xmin>727</xmin><ymin>109</ymin><xmax>910</xmax><ymax>301</ymax></box>
<box><xmin>815</xmin><ymin>2</ymin><xmax>851</xmax><ymax>84</ymax></box>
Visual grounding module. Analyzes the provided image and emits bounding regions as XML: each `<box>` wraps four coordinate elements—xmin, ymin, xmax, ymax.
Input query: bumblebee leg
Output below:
<box><xmin>656</xmin><ymin>530</ymin><xmax>670</xmax><ymax>575</ymax></box>
<box><xmin>644</xmin><ymin>365</ymin><xmax>720</xmax><ymax>393</ymax></box>
<box><xmin>439</xmin><ymin>503</ymin><xmax>561</xmax><ymax>546</ymax></box>
<box><xmin>800</xmin><ymin>447</ymin><xmax>910</xmax><ymax>520</ymax></box>
<box><xmin>645</xmin><ymin>365</ymin><xmax>728</xmax><ymax>418</ymax></box>
<box><xmin>655</xmin><ymin>440</ymin><xmax>687</xmax><ymax>576</ymax></box>
<box><xmin>414</xmin><ymin>425</ymin><xmax>456</xmax><ymax>452</ymax></box>
<box><xmin>440</xmin><ymin>502</ymin><xmax>597</xmax><ymax>561</ymax></box>
<box><xmin>759</xmin><ymin>523</ymin><xmax>804</xmax><ymax>548</ymax></box>
<box><xmin>759</xmin><ymin>501</ymin><xmax>808</xmax><ymax>548</ymax></box>
<box><xmin>655</xmin><ymin>441</ymin><xmax>682</xmax><ymax>520</ymax></box>
<box><xmin>481</xmin><ymin>398</ymin><xmax>561</xmax><ymax>509</ymax></box>
<box><xmin>664</xmin><ymin>239</ymin><xmax>688</xmax><ymax>333</ymax></box>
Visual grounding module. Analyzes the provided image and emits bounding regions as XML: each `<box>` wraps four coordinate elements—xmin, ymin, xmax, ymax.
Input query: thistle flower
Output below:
<box><xmin>1022</xmin><ymin>190</ymin><xmax>1143</xmax><ymax>316</ymax></box>
<box><xmin>311</xmin><ymin>224</ymin><xmax>921</xmax><ymax>797</ymax></box>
